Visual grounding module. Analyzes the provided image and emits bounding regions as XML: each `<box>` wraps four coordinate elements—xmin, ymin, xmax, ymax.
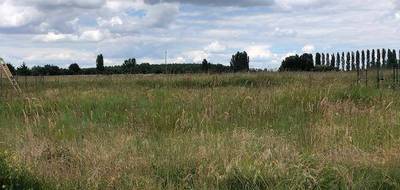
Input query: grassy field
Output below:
<box><xmin>1</xmin><ymin>72</ymin><xmax>400</xmax><ymax>189</ymax></box>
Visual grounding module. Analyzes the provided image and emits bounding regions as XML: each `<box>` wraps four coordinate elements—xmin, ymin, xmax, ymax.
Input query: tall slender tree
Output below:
<box><xmin>361</xmin><ymin>50</ymin><xmax>365</xmax><ymax>70</ymax></box>
<box><xmin>336</xmin><ymin>53</ymin><xmax>341</xmax><ymax>69</ymax></box>
<box><xmin>382</xmin><ymin>49</ymin><xmax>386</xmax><ymax>68</ymax></box>
<box><xmin>367</xmin><ymin>49</ymin><xmax>371</xmax><ymax>69</ymax></box>
<box><xmin>356</xmin><ymin>51</ymin><xmax>360</xmax><ymax>71</ymax></box>
<box><xmin>372</xmin><ymin>49</ymin><xmax>376</xmax><ymax>67</ymax></box>
<box><xmin>326</xmin><ymin>53</ymin><xmax>330</xmax><ymax>67</ymax></box>
<box><xmin>230</xmin><ymin>51</ymin><xmax>250</xmax><ymax>72</ymax></box>
<box><xmin>346</xmin><ymin>52</ymin><xmax>351</xmax><ymax>71</ymax></box>
<box><xmin>315</xmin><ymin>53</ymin><xmax>321</xmax><ymax>66</ymax></box>
<box><xmin>351</xmin><ymin>52</ymin><xmax>355</xmax><ymax>70</ymax></box>
<box><xmin>322</xmin><ymin>53</ymin><xmax>325</xmax><ymax>66</ymax></box>
<box><xmin>96</xmin><ymin>54</ymin><xmax>105</xmax><ymax>73</ymax></box>
<box><xmin>341</xmin><ymin>52</ymin><xmax>345</xmax><ymax>71</ymax></box>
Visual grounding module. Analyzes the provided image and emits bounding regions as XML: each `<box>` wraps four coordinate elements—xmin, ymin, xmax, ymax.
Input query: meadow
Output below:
<box><xmin>1</xmin><ymin>72</ymin><xmax>400</xmax><ymax>189</ymax></box>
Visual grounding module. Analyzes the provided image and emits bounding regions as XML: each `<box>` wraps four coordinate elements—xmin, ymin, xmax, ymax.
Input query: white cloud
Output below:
<box><xmin>246</xmin><ymin>45</ymin><xmax>273</xmax><ymax>59</ymax></box>
<box><xmin>34</xmin><ymin>29</ymin><xmax>112</xmax><ymax>42</ymax></box>
<box><xmin>79</xmin><ymin>29</ymin><xmax>109</xmax><ymax>42</ymax></box>
<box><xmin>204</xmin><ymin>41</ymin><xmax>226</xmax><ymax>53</ymax></box>
<box><xmin>302</xmin><ymin>44</ymin><xmax>315</xmax><ymax>53</ymax></box>
<box><xmin>0</xmin><ymin>0</ymin><xmax>42</xmax><ymax>28</ymax></box>
<box><xmin>184</xmin><ymin>50</ymin><xmax>208</xmax><ymax>63</ymax></box>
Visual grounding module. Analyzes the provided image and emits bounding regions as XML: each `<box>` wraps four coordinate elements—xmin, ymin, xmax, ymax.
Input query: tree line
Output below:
<box><xmin>4</xmin><ymin>52</ymin><xmax>252</xmax><ymax>76</ymax></box>
<box><xmin>280</xmin><ymin>49</ymin><xmax>400</xmax><ymax>72</ymax></box>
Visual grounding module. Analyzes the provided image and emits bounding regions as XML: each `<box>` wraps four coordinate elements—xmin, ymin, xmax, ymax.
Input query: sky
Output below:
<box><xmin>0</xmin><ymin>0</ymin><xmax>399</xmax><ymax>69</ymax></box>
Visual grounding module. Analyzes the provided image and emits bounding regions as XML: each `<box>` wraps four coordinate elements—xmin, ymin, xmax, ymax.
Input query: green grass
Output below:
<box><xmin>1</xmin><ymin>72</ymin><xmax>400</xmax><ymax>189</ymax></box>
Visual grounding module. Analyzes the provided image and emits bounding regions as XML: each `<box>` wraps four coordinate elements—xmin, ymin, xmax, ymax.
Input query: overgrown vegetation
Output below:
<box><xmin>1</xmin><ymin>72</ymin><xmax>400</xmax><ymax>189</ymax></box>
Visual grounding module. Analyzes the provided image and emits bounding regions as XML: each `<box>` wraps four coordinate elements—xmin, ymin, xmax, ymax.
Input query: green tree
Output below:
<box><xmin>322</xmin><ymin>53</ymin><xmax>325</xmax><ymax>66</ymax></box>
<box><xmin>382</xmin><ymin>49</ymin><xmax>386</xmax><ymax>68</ymax></box>
<box><xmin>16</xmin><ymin>63</ymin><xmax>31</xmax><ymax>76</ymax></box>
<box><xmin>336</xmin><ymin>53</ymin><xmax>340</xmax><ymax>69</ymax></box>
<box><xmin>69</xmin><ymin>63</ymin><xmax>81</xmax><ymax>75</ymax></box>
<box><xmin>202</xmin><ymin>59</ymin><xmax>210</xmax><ymax>72</ymax></box>
<box><xmin>230</xmin><ymin>51</ymin><xmax>250</xmax><ymax>72</ymax></box>
<box><xmin>351</xmin><ymin>52</ymin><xmax>355</xmax><ymax>70</ymax></box>
<box><xmin>367</xmin><ymin>50</ymin><xmax>371</xmax><ymax>69</ymax></box>
<box><xmin>341</xmin><ymin>52</ymin><xmax>345</xmax><ymax>71</ymax></box>
<box><xmin>315</xmin><ymin>53</ymin><xmax>321</xmax><ymax>65</ymax></box>
<box><xmin>330</xmin><ymin>54</ymin><xmax>335</xmax><ymax>68</ymax></box>
<box><xmin>326</xmin><ymin>53</ymin><xmax>330</xmax><ymax>67</ymax></box>
<box><xmin>6</xmin><ymin>63</ymin><xmax>16</xmax><ymax>75</ymax></box>
<box><xmin>361</xmin><ymin>50</ymin><xmax>365</xmax><ymax>70</ymax></box>
<box><xmin>356</xmin><ymin>51</ymin><xmax>360</xmax><ymax>71</ymax></box>
<box><xmin>122</xmin><ymin>58</ymin><xmax>137</xmax><ymax>73</ymax></box>
<box><xmin>346</xmin><ymin>52</ymin><xmax>351</xmax><ymax>71</ymax></box>
<box><xmin>96</xmin><ymin>54</ymin><xmax>105</xmax><ymax>73</ymax></box>
<box><xmin>372</xmin><ymin>49</ymin><xmax>376</xmax><ymax>67</ymax></box>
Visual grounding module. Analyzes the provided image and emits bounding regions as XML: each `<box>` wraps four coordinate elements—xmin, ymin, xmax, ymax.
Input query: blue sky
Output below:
<box><xmin>0</xmin><ymin>0</ymin><xmax>399</xmax><ymax>69</ymax></box>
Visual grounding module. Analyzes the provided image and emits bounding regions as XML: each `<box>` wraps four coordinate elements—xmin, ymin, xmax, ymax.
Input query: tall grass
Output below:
<box><xmin>1</xmin><ymin>72</ymin><xmax>400</xmax><ymax>189</ymax></box>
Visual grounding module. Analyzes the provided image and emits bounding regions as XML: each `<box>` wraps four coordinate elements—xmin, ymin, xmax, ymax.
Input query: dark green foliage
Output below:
<box><xmin>336</xmin><ymin>53</ymin><xmax>340</xmax><ymax>69</ymax></box>
<box><xmin>230</xmin><ymin>51</ymin><xmax>250</xmax><ymax>72</ymax></box>
<box><xmin>356</xmin><ymin>51</ymin><xmax>360</xmax><ymax>70</ymax></box>
<box><xmin>326</xmin><ymin>53</ymin><xmax>330</xmax><ymax>66</ymax></box>
<box><xmin>351</xmin><ymin>52</ymin><xmax>355</xmax><ymax>70</ymax></box>
<box><xmin>387</xmin><ymin>49</ymin><xmax>397</xmax><ymax>67</ymax></box>
<box><xmin>279</xmin><ymin>53</ymin><xmax>314</xmax><ymax>71</ymax></box>
<box><xmin>312</xmin><ymin>65</ymin><xmax>337</xmax><ymax>72</ymax></box>
<box><xmin>96</xmin><ymin>54</ymin><xmax>105</xmax><ymax>73</ymax></box>
<box><xmin>367</xmin><ymin>50</ymin><xmax>370</xmax><ymax>69</ymax></box>
<box><xmin>202</xmin><ymin>59</ymin><xmax>210</xmax><ymax>72</ymax></box>
<box><xmin>122</xmin><ymin>58</ymin><xmax>137</xmax><ymax>73</ymax></box>
<box><xmin>346</xmin><ymin>52</ymin><xmax>351</xmax><ymax>71</ymax></box>
<box><xmin>330</xmin><ymin>54</ymin><xmax>335</xmax><ymax>68</ymax></box>
<box><xmin>6</xmin><ymin>64</ymin><xmax>16</xmax><ymax>75</ymax></box>
<box><xmin>372</xmin><ymin>49</ymin><xmax>376</xmax><ymax>67</ymax></box>
<box><xmin>382</xmin><ymin>49</ymin><xmax>386</xmax><ymax>67</ymax></box>
<box><xmin>16</xmin><ymin>63</ymin><xmax>30</xmax><ymax>76</ymax></box>
<box><xmin>315</xmin><ymin>53</ymin><xmax>321</xmax><ymax>65</ymax></box>
<box><xmin>322</xmin><ymin>53</ymin><xmax>325</xmax><ymax>66</ymax></box>
<box><xmin>341</xmin><ymin>52</ymin><xmax>345</xmax><ymax>71</ymax></box>
<box><xmin>68</xmin><ymin>63</ymin><xmax>81</xmax><ymax>75</ymax></box>
<box><xmin>0</xmin><ymin>154</ymin><xmax>44</xmax><ymax>189</ymax></box>
<box><xmin>361</xmin><ymin>50</ymin><xmax>365</xmax><ymax>70</ymax></box>
<box><xmin>3</xmin><ymin>62</ymin><xmax>232</xmax><ymax>76</ymax></box>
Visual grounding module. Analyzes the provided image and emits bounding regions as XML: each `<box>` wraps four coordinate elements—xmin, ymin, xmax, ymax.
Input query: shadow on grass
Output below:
<box><xmin>0</xmin><ymin>154</ymin><xmax>45</xmax><ymax>190</ymax></box>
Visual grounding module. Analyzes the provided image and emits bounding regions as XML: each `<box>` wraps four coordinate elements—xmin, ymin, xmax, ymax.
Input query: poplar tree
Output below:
<box><xmin>362</xmin><ymin>50</ymin><xmax>365</xmax><ymax>70</ymax></box>
<box><xmin>315</xmin><ymin>53</ymin><xmax>321</xmax><ymax>65</ymax></box>
<box><xmin>336</xmin><ymin>53</ymin><xmax>341</xmax><ymax>69</ymax></box>
<box><xmin>382</xmin><ymin>49</ymin><xmax>386</xmax><ymax>68</ymax></box>
<box><xmin>322</xmin><ymin>53</ymin><xmax>325</xmax><ymax>66</ymax></box>
<box><xmin>356</xmin><ymin>51</ymin><xmax>360</xmax><ymax>71</ymax></box>
<box><xmin>367</xmin><ymin>49</ymin><xmax>371</xmax><ymax>69</ymax></box>
<box><xmin>341</xmin><ymin>52</ymin><xmax>345</xmax><ymax>71</ymax></box>
<box><xmin>372</xmin><ymin>49</ymin><xmax>376</xmax><ymax>67</ymax></box>
<box><xmin>351</xmin><ymin>52</ymin><xmax>355</xmax><ymax>70</ymax></box>
<box><xmin>346</xmin><ymin>52</ymin><xmax>351</xmax><ymax>71</ymax></box>
<box><xmin>326</xmin><ymin>53</ymin><xmax>330</xmax><ymax>67</ymax></box>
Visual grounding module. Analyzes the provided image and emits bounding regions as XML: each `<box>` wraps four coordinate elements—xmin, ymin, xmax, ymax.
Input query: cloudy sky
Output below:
<box><xmin>0</xmin><ymin>0</ymin><xmax>399</xmax><ymax>69</ymax></box>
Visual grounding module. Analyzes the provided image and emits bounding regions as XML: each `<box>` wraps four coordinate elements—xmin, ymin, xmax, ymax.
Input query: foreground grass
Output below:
<box><xmin>1</xmin><ymin>72</ymin><xmax>400</xmax><ymax>189</ymax></box>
